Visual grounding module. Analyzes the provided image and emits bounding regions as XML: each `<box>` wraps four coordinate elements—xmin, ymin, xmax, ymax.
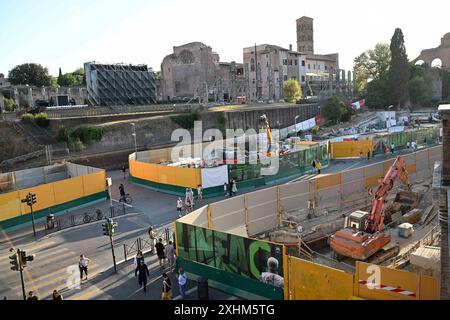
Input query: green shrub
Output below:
<box><xmin>57</xmin><ymin>126</ymin><xmax>69</xmax><ymax>142</ymax></box>
<box><xmin>70</xmin><ymin>126</ymin><xmax>105</xmax><ymax>144</ymax></box>
<box><xmin>71</xmin><ymin>137</ymin><xmax>85</xmax><ymax>152</ymax></box>
<box><xmin>311</xmin><ymin>126</ymin><xmax>319</xmax><ymax>135</ymax></box>
<box><xmin>21</xmin><ymin>113</ymin><xmax>34</xmax><ymax>122</ymax></box>
<box><xmin>4</xmin><ymin>97</ymin><xmax>16</xmax><ymax>112</ymax></box>
<box><xmin>170</xmin><ymin>112</ymin><xmax>199</xmax><ymax>129</ymax></box>
<box><xmin>34</xmin><ymin>113</ymin><xmax>50</xmax><ymax>127</ymax></box>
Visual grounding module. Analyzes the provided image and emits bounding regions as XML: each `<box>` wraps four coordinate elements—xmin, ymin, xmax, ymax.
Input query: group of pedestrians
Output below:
<box><xmin>176</xmin><ymin>185</ymin><xmax>204</xmax><ymax>217</ymax></box>
<box><xmin>133</xmin><ymin>235</ymin><xmax>183</xmax><ymax>299</ymax></box>
<box><xmin>223</xmin><ymin>179</ymin><xmax>238</xmax><ymax>197</ymax></box>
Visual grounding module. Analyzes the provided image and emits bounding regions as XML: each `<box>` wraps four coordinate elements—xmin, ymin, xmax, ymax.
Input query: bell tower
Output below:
<box><xmin>296</xmin><ymin>16</ymin><xmax>314</xmax><ymax>54</ymax></box>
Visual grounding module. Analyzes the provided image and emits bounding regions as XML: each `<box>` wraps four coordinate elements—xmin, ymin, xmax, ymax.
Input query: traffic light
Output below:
<box><xmin>30</xmin><ymin>193</ymin><xmax>37</xmax><ymax>205</ymax></box>
<box><xmin>9</xmin><ymin>253</ymin><xmax>19</xmax><ymax>271</ymax></box>
<box><xmin>102</xmin><ymin>221</ymin><xmax>109</xmax><ymax>236</ymax></box>
<box><xmin>19</xmin><ymin>250</ymin><xmax>35</xmax><ymax>267</ymax></box>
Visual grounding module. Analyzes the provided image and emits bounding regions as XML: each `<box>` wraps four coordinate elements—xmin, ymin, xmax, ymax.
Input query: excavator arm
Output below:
<box><xmin>368</xmin><ymin>156</ymin><xmax>411</xmax><ymax>233</ymax></box>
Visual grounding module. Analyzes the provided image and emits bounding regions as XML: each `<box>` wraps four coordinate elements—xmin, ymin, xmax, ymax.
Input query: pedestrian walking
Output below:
<box><xmin>122</xmin><ymin>165</ymin><xmax>127</xmax><ymax>179</ymax></box>
<box><xmin>177</xmin><ymin>197</ymin><xmax>183</xmax><ymax>217</ymax></box>
<box><xmin>407</xmin><ymin>141</ymin><xmax>410</xmax><ymax>150</ymax></box>
<box><xmin>223</xmin><ymin>182</ymin><xmax>228</xmax><ymax>196</ymax></box>
<box><xmin>197</xmin><ymin>184</ymin><xmax>203</xmax><ymax>203</ymax></box>
<box><xmin>148</xmin><ymin>226</ymin><xmax>156</xmax><ymax>254</ymax></box>
<box><xmin>367</xmin><ymin>149</ymin><xmax>371</xmax><ymax>160</ymax></box>
<box><xmin>390</xmin><ymin>143</ymin><xmax>395</xmax><ymax>155</ymax></box>
<box><xmin>119</xmin><ymin>183</ymin><xmax>126</xmax><ymax>201</ymax></box>
<box><xmin>185</xmin><ymin>198</ymin><xmax>192</xmax><ymax>214</ymax></box>
<box><xmin>155</xmin><ymin>238</ymin><xmax>166</xmax><ymax>270</ymax></box>
<box><xmin>185</xmin><ymin>188</ymin><xmax>194</xmax><ymax>210</ymax></box>
<box><xmin>231</xmin><ymin>179</ymin><xmax>238</xmax><ymax>196</ymax></box>
<box><xmin>135</xmin><ymin>259</ymin><xmax>150</xmax><ymax>294</ymax></box>
<box><xmin>178</xmin><ymin>267</ymin><xmax>187</xmax><ymax>300</ymax></box>
<box><xmin>133</xmin><ymin>250</ymin><xmax>145</xmax><ymax>267</ymax></box>
<box><xmin>27</xmin><ymin>291</ymin><xmax>38</xmax><ymax>301</ymax></box>
<box><xmin>52</xmin><ymin>290</ymin><xmax>63</xmax><ymax>300</ymax></box>
<box><xmin>79</xmin><ymin>254</ymin><xmax>90</xmax><ymax>281</ymax></box>
<box><xmin>311</xmin><ymin>159</ymin><xmax>317</xmax><ymax>173</ymax></box>
<box><xmin>316</xmin><ymin>161</ymin><xmax>322</xmax><ymax>174</ymax></box>
<box><xmin>161</xmin><ymin>273</ymin><xmax>172</xmax><ymax>300</ymax></box>
<box><xmin>229</xmin><ymin>180</ymin><xmax>233</xmax><ymax>197</ymax></box>
<box><xmin>165</xmin><ymin>241</ymin><xmax>176</xmax><ymax>272</ymax></box>
<box><xmin>359</xmin><ymin>150</ymin><xmax>363</xmax><ymax>159</ymax></box>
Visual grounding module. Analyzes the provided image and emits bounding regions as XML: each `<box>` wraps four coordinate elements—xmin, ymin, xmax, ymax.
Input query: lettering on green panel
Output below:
<box><xmin>213</xmin><ymin>230</ymin><xmax>229</xmax><ymax>271</ymax></box>
<box><xmin>194</xmin><ymin>227</ymin><xmax>214</xmax><ymax>265</ymax></box>
<box><xmin>248</xmin><ymin>240</ymin><xmax>271</xmax><ymax>279</ymax></box>
<box><xmin>228</xmin><ymin>235</ymin><xmax>249</xmax><ymax>276</ymax></box>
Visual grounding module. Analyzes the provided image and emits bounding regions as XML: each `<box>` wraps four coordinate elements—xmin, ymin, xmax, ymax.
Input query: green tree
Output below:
<box><xmin>154</xmin><ymin>71</ymin><xmax>161</xmax><ymax>80</ymax></box>
<box><xmin>366</xmin><ymin>76</ymin><xmax>389</xmax><ymax>108</ymax></box>
<box><xmin>4</xmin><ymin>97</ymin><xmax>16</xmax><ymax>112</ymax></box>
<box><xmin>322</xmin><ymin>96</ymin><xmax>347</xmax><ymax>124</ymax></box>
<box><xmin>388</xmin><ymin>28</ymin><xmax>410</xmax><ymax>108</ymax></box>
<box><xmin>8</xmin><ymin>63</ymin><xmax>52</xmax><ymax>86</ymax></box>
<box><xmin>57</xmin><ymin>68</ymin><xmax>84</xmax><ymax>86</ymax></box>
<box><xmin>283</xmin><ymin>79</ymin><xmax>302</xmax><ymax>103</ymax></box>
<box><xmin>354</xmin><ymin>43</ymin><xmax>391</xmax><ymax>92</ymax></box>
<box><xmin>408</xmin><ymin>65</ymin><xmax>433</xmax><ymax>106</ymax></box>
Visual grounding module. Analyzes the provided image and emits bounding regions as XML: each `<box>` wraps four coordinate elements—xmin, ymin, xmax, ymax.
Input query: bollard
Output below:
<box><xmin>197</xmin><ymin>277</ymin><xmax>209</xmax><ymax>300</ymax></box>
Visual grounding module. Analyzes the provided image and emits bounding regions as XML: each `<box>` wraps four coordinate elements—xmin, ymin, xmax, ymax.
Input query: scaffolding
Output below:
<box><xmin>84</xmin><ymin>62</ymin><xmax>156</xmax><ymax>106</ymax></box>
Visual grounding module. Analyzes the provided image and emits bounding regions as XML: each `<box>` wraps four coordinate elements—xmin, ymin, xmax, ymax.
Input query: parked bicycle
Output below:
<box><xmin>82</xmin><ymin>209</ymin><xmax>104</xmax><ymax>224</ymax></box>
<box><xmin>119</xmin><ymin>193</ymin><xmax>133</xmax><ymax>204</ymax></box>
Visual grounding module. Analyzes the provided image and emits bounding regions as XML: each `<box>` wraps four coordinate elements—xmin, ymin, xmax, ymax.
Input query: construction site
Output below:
<box><xmin>173</xmin><ymin>106</ymin><xmax>448</xmax><ymax>300</ymax></box>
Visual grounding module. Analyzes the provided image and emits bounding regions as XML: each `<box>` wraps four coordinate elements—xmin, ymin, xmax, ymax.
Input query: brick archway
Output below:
<box><xmin>413</xmin><ymin>33</ymin><xmax>450</xmax><ymax>69</ymax></box>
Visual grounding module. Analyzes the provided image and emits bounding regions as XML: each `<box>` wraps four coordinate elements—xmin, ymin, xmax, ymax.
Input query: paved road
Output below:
<box><xmin>0</xmin><ymin>145</ymin><xmax>435</xmax><ymax>300</ymax></box>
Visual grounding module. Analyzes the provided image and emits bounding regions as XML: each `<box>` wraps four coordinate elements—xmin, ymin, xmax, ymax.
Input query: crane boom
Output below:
<box><xmin>367</xmin><ymin>156</ymin><xmax>411</xmax><ymax>233</ymax></box>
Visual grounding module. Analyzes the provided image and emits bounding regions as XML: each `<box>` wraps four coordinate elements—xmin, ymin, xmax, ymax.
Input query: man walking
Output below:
<box><xmin>311</xmin><ymin>159</ymin><xmax>317</xmax><ymax>173</ymax></box>
<box><xmin>197</xmin><ymin>184</ymin><xmax>203</xmax><ymax>203</ymax></box>
<box><xmin>390</xmin><ymin>143</ymin><xmax>395</xmax><ymax>155</ymax></box>
<box><xmin>177</xmin><ymin>197</ymin><xmax>183</xmax><ymax>217</ymax></box>
<box><xmin>178</xmin><ymin>268</ymin><xmax>187</xmax><ymax>299</ymax></box>
<box><xmin>119</xmin><ymin>183</ymin><xmax>126</xmax><ymax>201</ymax></box>
<box><xmin>135</xmin><ymin>259</ymin><xmax>150</xmax><ymax>294</ymax></box>
<box><xmin>79</xmin><ymin>254</ymin><xmax>90</xmax><ymax>282</ymax></box>
<box><xmin>122</xmin><ymin>165</ymin><xmax>127</xmax><ymax>179</ymax></box>
<box><xmin>165</xmin><ymin>241</ymin><xmax>176</xmax><ymax>272</ymax></box>
<box><xmin>155</xmin><ymin>238</ymin><xmax>166</xmax><ymax>270</ymax></box>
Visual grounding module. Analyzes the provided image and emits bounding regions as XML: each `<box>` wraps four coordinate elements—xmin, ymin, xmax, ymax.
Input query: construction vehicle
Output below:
<box><xmin>259</xmin><ymin>114</ymin><xmax>273</xmax><ymax>157</ymax></box>
<box><xmin>329</xmin><ymin>156</ymin><xmax>413</xmax><ymax>261</ymax></box>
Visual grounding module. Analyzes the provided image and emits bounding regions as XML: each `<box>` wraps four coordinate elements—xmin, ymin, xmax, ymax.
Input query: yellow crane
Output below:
<box><xmin>260</xmin><ymin>114</ymin><xmax>273</xmax><ymax>157</ymax></box>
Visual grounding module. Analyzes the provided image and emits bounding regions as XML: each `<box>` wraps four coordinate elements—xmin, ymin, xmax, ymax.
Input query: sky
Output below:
<box><xmin>0</xmin><ymin>0</ymin><xmax>448</xmax><ymax>76</ymax></box>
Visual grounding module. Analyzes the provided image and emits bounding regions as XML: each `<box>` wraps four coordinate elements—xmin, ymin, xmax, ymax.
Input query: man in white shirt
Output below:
<box><xmin>260</xmin><ymin>257</ymin><xmax>284</xmax><ymax>289</ymax></box>
<box><xmin>79</xmin><ymin>254</ymin><xmax>90</xmax><ymax>281</ymax></box>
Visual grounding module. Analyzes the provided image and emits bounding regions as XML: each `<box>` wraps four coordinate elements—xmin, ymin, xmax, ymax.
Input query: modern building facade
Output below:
<box><xmin>160</xmin><ymin>42</ymin><xmax>246</xmax><ymax>103</ymax></box>
<box><xmin>84</xmin><ymin>62</ymin><xmax>156</xmax><ymax>106</ymax></box>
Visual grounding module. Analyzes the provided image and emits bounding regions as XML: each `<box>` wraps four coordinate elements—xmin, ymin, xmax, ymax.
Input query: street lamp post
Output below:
<box><xmin>130</xmin><ymin>123</ymin><xmax>137</xmax><ymax>158</ymax></box>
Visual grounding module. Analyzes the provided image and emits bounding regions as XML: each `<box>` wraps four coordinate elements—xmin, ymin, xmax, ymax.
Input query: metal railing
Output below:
<box><xmin>122</xmin><ymin>227</ymin><xmax>174</xmax><ymax>262</ymax></box>
<box><xmin>44</xmin><ymin>202</ymin><xmax>128</xmax><ymax>234</ymax></box>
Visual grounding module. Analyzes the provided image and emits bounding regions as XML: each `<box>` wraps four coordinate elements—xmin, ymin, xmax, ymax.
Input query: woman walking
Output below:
<box><xmin>135</xmin><ymin>259</ymin><xmax>150</xmax><ymax>294</ymax></box>
<box><xmin>161</xmin><ymin>273</ymin><xmax>172</xmax><ymax>300</ymax></box>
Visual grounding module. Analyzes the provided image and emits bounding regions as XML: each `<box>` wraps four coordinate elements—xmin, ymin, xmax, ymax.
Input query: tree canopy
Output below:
<box><xmin>57</xmin><ymin>67</ymin><xmax>85</xmax><ymax>86</ymax></box>
<box><xmin>283</xmin><ymin>79</ymin><xmax>302</xmax><ymax>103</ymax></box>
<box><xmin>354</xmin><ymin>43</ymin><xmax>391</xmax><ymax>92</ymax></box>
<box><xmin>322</xmin><ymin>96</ymin><xmax>349</xmax><ymax>124</ymax></box>
<box><xmin>8</xmin><ymin>63</ymin><xmax>52</xmax><ymax>86</ymax></box>
<box><xmin>388</xmin><ymin>28</ymin><xmax>410</xmax><ymax>107</ymax></box>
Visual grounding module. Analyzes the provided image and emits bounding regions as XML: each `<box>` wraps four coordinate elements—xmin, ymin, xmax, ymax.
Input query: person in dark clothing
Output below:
<box><xmin>161</xmin><ymin>273</ymin><xmax>172</xmax><ymax>300</ymax></box>
<box><xmin>311</xmin><ymin>160</ymin><xmax>317</xmax><ymax>173</ymax></box>
<box><xmin>122</xmin><ymin>165</ymin><xmax>127</xmax><ymax>179</ymax></box>
<box><xmin>52</xmin><ymin>290</ymin><xmax>63</xmax><ymax>300</ymax></box>
<box><xmin>155</xmin><ymin>238</ymin><xmax>166</xmax><ymax>270</ymax></box>
<box><xmin>135</xmin><ymin>260</ymin><xmax>150</xmax><ymax>293</ymax></box>
<box><xmin>119</xmin><ymin>184</ymin><xmax>125</xmax><ymax>201</ymax></box>
<box><xmin>27</xmin><ymin>291</ymin><xmax>38</xmax><ymax>300</ymax></box>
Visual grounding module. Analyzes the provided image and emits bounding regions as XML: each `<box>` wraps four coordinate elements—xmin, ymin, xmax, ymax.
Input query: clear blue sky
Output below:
<box><xmin>0</xmin><ymin>0</ymin><xmax>448</xmax><ymax>76</ymax></box>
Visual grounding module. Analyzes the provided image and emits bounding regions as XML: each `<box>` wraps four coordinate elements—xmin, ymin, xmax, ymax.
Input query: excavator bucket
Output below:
<box><xmin>385</xmin><ymin>191</ymin><xmax>421</xmax><ymax>215</ymax></box>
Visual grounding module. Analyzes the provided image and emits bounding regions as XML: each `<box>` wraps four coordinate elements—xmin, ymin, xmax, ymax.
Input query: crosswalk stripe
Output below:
<box><xmin>69</xmin><ymin>284</ymin><xmax>105</xmax><ymax>300</ymax></box>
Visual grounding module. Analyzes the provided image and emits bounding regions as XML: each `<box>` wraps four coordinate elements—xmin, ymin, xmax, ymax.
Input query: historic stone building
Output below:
<box><xmin>414</xmin><ymin>33</ymin><xmax>450</xmax><ymax>69</ymax></box>
<box><xmin>297</xmin><ymin>16</ymin><xmax>314</xmax><ymax>54</ymax></box>
<box><xmin>160</xmin><ymin>42</ymin><xmax>245</xmax><ymax>102</ymax></box>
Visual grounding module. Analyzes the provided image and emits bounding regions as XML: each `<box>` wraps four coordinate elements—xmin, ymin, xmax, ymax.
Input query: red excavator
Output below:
<box><xmin>329</xmin><ymin>156</ymin><xmax>412</xmax><ymax>261</ymax></box>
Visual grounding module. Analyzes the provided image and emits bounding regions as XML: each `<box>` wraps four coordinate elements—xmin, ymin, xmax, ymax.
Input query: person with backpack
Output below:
<box><xmin>155</xmin><ymin>238</ymin><xmax>166</xmax><ymax>270</ymax></box>
<box><xmin>161</xmin><ymin>273</ymin><xmax>172</xmax><ymax>300</ymax></box>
